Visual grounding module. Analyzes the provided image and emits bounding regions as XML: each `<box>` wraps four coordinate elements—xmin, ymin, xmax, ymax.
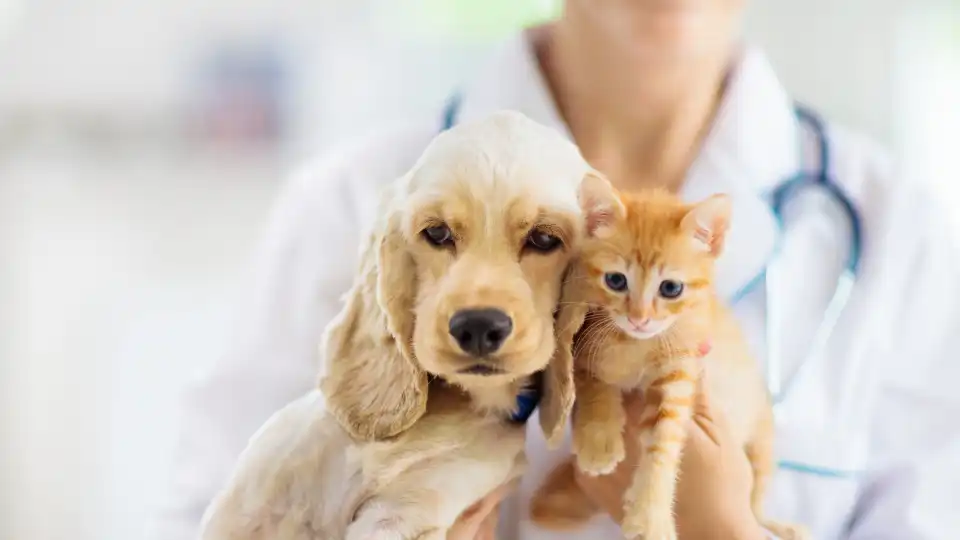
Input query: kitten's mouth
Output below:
<box><xmin>624</xmin><ymin>328</ymin><xmax>662</xmax><ymax>339</ymax></box>
<box><xmin>616</xmin><ymin>317</ymin><xmax>670</xmax><ymax>339</ymax></box>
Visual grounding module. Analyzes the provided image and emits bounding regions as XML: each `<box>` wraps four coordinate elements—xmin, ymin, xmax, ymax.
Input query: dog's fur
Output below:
<box><xmin>198</xmin><ymin>111</ymin><xmax>597</xmax><ymax>540</ymax></box>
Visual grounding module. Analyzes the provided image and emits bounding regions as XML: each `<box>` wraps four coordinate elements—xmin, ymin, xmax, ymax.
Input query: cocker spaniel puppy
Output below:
<box><xmin>198</xmin><ymin>111</ymin><xmax>605</xmax><ymax>540</ymax></box>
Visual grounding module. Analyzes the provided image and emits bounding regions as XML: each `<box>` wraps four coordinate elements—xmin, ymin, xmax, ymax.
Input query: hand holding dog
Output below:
<box><xmin>447</xmin><ymin>481</ymin><xmax>516</xmax><ymax>540</ymax></box>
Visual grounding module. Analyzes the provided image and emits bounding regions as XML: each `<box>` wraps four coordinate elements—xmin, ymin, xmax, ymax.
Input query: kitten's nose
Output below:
<box><xmin>449</xmin><ymin>308</ymin><xmax>513</xmax><ymax>357</ymax></box>
<box><xmin>628</xmin><ymin>317</ymin><xmax>651</xmax><ymax>330</ymax></box>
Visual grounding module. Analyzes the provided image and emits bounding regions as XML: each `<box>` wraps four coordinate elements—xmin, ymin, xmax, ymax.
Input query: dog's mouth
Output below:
<box><xmin>457</xmin><ymin>364</ymin><xmax>506</xmax><ymax>376</ymax></box>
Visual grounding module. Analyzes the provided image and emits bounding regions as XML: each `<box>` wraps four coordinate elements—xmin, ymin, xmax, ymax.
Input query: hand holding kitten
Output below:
<box><xmin>574</xmin><ymin>385</ymin><xmax>769</xmax><ymax>540</ymax></box>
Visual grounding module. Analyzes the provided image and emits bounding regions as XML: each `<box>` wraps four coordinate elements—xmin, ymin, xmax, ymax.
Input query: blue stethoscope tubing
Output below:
<box><xmin>731</xmin><ymin>105</ymin><xmax>863</xmax><ymax>409</ymax></box>
<box><xmin>441</xmin><ymin>96</ymin><xmax>864</xmax><ymax>479</ymax></box>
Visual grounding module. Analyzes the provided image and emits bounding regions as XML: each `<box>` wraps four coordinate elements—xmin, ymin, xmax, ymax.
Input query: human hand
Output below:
<box><xmin>446</xmin><ymin>480</ymin><xmax>517</xmax><ymax>540</ymax></box>
<box><xmin>574</xmin><ymin>385</ymin><xmax>768</xmax><ymax>540</ymax></box>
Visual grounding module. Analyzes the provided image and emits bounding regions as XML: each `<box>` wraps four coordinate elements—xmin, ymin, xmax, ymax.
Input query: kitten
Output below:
<box><xmin>531</xmin><ymin>177</ymin><xmax>808</xmax><ymax>540</ymax></box>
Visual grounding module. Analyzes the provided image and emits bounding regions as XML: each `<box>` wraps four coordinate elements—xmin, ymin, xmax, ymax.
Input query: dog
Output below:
<box><xmin>197</xmin><ymin>111</ymin><xmax>601</xmax><ymax>540</ymax></box>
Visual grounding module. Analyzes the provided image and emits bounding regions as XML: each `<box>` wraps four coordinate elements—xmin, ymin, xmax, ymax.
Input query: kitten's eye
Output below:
<box><xmin>525</xmin><ymin>229</ymin><xmax>563</xmax><ymax>253</ymax></box>
<box><xmin>422</xmin><ymin>224</ymin><xmax>454</xmax><ymax>247</ymax></box>
<box><xmin>604</xmin><ymin>272</ymin><xmax>628</xmax><ymax>292</ymax></box>
<box><xmin>658</xmin><ymin>279</ymin><xmax>684</xmax><ymax>299</ymax></box>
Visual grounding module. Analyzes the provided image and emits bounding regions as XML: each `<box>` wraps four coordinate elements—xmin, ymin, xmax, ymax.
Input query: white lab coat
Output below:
<box><xmin>149</xmin><ymin>33</ymin><xmax>960</xmax><ymax>539</ymax></box>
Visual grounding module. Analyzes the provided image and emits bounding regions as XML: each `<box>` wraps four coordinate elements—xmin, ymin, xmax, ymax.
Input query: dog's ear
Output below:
<box><xmin>539</xmin><ymin>170</ymin><xmax>611</xmax><ymax>447</ymax></box>
<box><xmin>539</xmin><ymin>264</ymin><xmax>588</xmax><ymax>448</ymax></box>
<box><xmin>320</xmin><ymin>187</ymin><xmax>427</xmax><ymax>441</ymax></box>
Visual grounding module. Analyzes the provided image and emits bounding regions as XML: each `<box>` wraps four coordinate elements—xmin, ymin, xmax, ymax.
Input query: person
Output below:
<box><xmin>148</xmin><ymin>1</ymin><xmax>960</xmax><ymax>539</ymax></box>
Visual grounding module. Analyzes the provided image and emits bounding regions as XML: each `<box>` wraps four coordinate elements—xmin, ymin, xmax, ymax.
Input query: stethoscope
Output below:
<box><xmin>442</xmin><ymin>96</ymin><xmax>864</xmax><ymax>479</ymax></box>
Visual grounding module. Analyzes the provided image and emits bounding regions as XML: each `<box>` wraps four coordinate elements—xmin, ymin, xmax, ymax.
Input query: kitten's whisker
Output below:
<box><xmin>575</xmin><ymin>319</ymin><xmax>612</xmax><ymax>366</ymax></box>
<box><xmin>583</xmin><ymin>321</ymin><xmax>617</xmax><ymax>373</ymax></box>
<box><xmin>573</xmin><ymin>321</ymin><xmax>605</xmax><ymax>355</ymax></box>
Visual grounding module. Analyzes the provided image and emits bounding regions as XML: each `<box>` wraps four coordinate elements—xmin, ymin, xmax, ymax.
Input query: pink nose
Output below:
<box><xmin>628</xmin><ymin>317</ymin><xmax>650</xmax><ymax>329</ymax></box>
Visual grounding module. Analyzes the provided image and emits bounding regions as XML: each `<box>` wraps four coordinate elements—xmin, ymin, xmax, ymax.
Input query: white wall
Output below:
<box><xmin>745</xmin><ymin>0</ymin><xmax>905</xmax><ymax>146</ymax></box>
<box><xmin>0</xmin><ymin>152</ymin><xmax>281</xmax><ymax>540</ymax></box>
<box><xmin>0</xmin><ymin>0</ymin><xmax>934</xmax><ymax>150</ymax></box>
<box><xmin>893</xmin><ymin>4</ymin><xmax>960</xmax><ymax>230</ymax></box>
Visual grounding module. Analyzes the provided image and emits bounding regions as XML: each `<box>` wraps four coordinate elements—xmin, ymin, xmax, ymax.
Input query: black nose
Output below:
<box><xmin>448</xmin><ymin>308</ymin><xmax>513</xmax><ymax>357</ymax></box>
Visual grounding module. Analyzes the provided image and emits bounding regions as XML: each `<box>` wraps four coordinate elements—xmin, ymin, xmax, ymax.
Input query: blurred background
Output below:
<box><xmin>1</xmin><ymin>1</ymin><xmax>958</xmax><ymax>539</ymax></box>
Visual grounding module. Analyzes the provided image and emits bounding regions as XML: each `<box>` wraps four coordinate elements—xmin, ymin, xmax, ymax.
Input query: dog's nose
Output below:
<box><xmin>448</xmin><ymin>308</ymin><xmax>513</xmax><ymax>357</ymax></box>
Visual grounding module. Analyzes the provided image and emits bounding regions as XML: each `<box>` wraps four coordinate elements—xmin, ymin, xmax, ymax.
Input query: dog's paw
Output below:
<box><xmin>346</xmin><ymin>529</ymin><xmax>406</xmax><ymax>540</ymax></box>
<box><xmin>345</xmin><ymin>513</ymin><xmax>413</xmax><ymax>540</ymax></box>
<box><xmin>573</xmin><ymin>428</ymin><xmax>625</xmax><ymax>476</ymax></box>
<box><xmin>620</xmin><ymin>508</ymin><xmax>677</xmax><ymax>540</ymax></box>
<box><xmin>411</xmin><ymin>529</ymin><xmax>445</xmax><ymax>540</ymax></box>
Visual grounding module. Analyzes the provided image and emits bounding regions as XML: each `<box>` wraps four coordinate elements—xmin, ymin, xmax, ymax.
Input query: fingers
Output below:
<box><xmin>473</xmin><ymin>508</ymin><xmax>500</xmax><ymax>540</ymax></box>
<box><xmin>694</xmin><ymin>377</ymin><xmax>712</xmax><ymax>418</ymax></box>
<box><xmin>691</xmin><ymin>379</ymin><xmax>732</xmax><ymax>446</ymax></box>
<box><xmin>621</xmin><ymin>390</ymin><xmax>647</xmax><ymax>423</ymax></box>
<box><xmin>447</xmin><ymin>503</ymin><xmax>495</xmax><ymax>540</ymax></box>
<box><xmin>447</xmin><ymin>480</ymin><xmax>517</xmax><ymax>540</ymax></box>
<box><xmin>621</xmin><ymin>379</ymin><xmax>729</xmax><ymax>447</ymax></box>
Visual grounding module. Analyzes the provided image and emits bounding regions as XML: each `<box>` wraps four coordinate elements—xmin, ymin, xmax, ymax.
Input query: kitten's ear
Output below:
<box><xmin>681</xmin><ymin>194</ymin><xmax>731</xmax><ymax>256</ymax></box>
<box><xmin>578</xmin><ymin>172</ymin><xmax>623</xmax><ymax>237</ymax></box>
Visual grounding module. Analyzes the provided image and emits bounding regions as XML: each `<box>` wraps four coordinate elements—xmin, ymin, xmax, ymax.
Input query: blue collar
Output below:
<box><xmin>509</xmin><ymin>371</ymin><xmax>542</xmax><ymax>424</ymax></box>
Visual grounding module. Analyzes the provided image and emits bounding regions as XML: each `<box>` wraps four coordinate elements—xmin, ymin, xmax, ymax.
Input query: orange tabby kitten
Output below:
<box><xmin>531</xmin><ymin>177</ymin><xmax>808</xmax><ymax>540</ymax></box>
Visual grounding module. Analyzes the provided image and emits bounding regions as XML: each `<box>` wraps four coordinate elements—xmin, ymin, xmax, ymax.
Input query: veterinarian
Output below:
<box><xmin>150</xmin><ymin>1</ymin><xmax>960</xmax><ymax>539</ymax></box>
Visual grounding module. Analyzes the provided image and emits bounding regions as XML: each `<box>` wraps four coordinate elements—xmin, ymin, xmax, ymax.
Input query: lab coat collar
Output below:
<box><xmin>455</xmin><ymin>31</ymin><xmax>801</xmax><ymax>300</ymax></box>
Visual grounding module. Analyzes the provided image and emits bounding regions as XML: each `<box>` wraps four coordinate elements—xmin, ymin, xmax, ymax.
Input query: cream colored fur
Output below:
<box><xmin>197</xmin><ymin>111</ymin><xmax>596</xmax><ymax>540</ymax></box>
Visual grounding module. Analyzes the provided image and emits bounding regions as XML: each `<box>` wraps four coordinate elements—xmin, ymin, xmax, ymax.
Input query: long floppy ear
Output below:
<box><xmin>680</xmin><ymin>193</ymin><xmax>731</xmax><ymax>257</ymax></box>
<box><xmin>319</xmin><ymin>195</ymin><xmax>428</xmax><ymax>442</ymax></box>
<box><xmin>539</xmin><ymin>264</ymin><xmax>589</xmax><ymax>448</ymax></box>
<box><xmin>539</xmin><ymin>171</ymin><xmax>612</xmax><ymax>447</ymax></box>
<box><xmin>578</xmin><ymin>171</ymin><xmax>624</xmax><ymax>237</ymax></box>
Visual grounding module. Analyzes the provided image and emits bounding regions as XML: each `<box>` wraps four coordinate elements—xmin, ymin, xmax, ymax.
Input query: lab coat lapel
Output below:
<box><xmin>681</xmin><ymin>49</ymin><xmax>800</xmax><ymax>302</ymax></box>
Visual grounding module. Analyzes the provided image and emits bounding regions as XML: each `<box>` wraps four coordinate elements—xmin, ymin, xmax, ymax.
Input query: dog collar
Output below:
<box><xmin>509</xmin><ymin>371</ymin><xmax>542</xmax><ymax>424</ymax></box>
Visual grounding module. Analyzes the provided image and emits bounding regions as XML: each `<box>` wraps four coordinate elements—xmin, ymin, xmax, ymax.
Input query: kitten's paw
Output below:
<box><xmin>620</xmin><ymin>509</ymin><xmax>677</xmax><ymax>540</ymax></box>
<box><xmin>762</xmin><ymin>520</ymin><xmax>811</xmax><ymax>540</ymax></box>
<box><xmin>573</xmin><ymin>428</ymin><xmax>625</xmax><ymax>476</ymax></box>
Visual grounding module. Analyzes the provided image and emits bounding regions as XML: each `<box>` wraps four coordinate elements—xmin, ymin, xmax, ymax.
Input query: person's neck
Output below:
<box><xmin>534</xmin><ymin>22</ymin><xmax>734</xmax><ymax>192</ymax></box>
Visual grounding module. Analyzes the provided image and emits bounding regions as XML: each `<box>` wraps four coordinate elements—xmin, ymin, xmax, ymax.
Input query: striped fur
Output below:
<box><xmin>531</xmin><ymin>187</ymin><xmax>808</xmax><ymax>540</ymax></box>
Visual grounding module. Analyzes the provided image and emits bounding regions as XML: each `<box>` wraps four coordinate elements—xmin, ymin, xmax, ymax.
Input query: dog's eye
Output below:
<box><xmin>422</xmin><ymin>224</ymin><xmax>454</xmax><ymax>247</ymax></box>
<box><xmin>525</xmin><ymin>229</ymin><xmax>563</xmax><ymax>253</ymax></box>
